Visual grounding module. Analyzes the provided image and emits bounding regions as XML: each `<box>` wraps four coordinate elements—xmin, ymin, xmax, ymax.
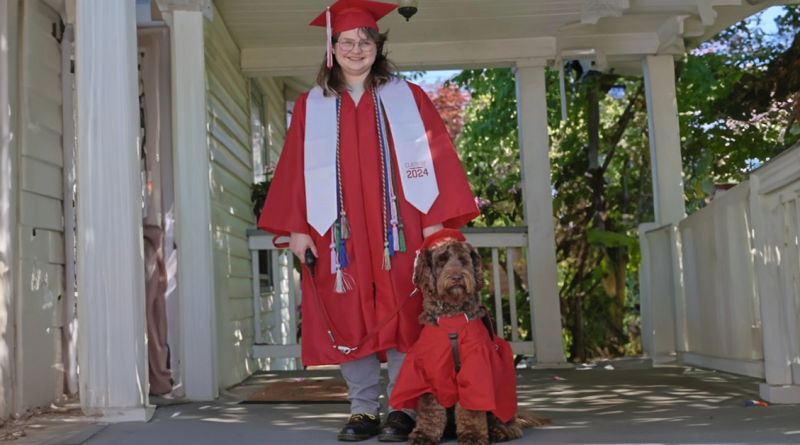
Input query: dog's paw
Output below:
<box><xmin>488</xmin><ymin>423</ymin><xmax>522</xmax><ymax>443</ymax></box>
<box><xmin>409</xmin><ymin>429</ymin><xmax>440</xmax><ymax>445</ymax></box>
<box><xmin>457</xmin><ymin>432</ymin><xmax>489</xmax><ymax>445</ymax></box>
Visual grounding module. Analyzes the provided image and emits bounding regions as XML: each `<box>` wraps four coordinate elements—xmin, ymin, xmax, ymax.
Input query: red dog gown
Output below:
<box><xmin>389</xmin><ymin>312</ymin><xmax>518</xmax><ymax>422</ymax></box>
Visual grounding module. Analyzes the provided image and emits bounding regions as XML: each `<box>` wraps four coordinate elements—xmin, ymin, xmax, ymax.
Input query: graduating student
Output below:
<box><xmin>258</xmin><ymin>0</ymin><xmax>478</xmax><ymax>440</ymax></box>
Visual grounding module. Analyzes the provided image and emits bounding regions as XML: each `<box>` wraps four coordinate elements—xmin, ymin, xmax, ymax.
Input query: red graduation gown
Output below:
<box><xmin>258</xmin><ymin>81</ymin><xmax>479</xmax><ymax>366</ymax></box>
<box><xmin>388</xmin><ymin>314</ymin><xmax>519</xmax><ymax>423</ymax></box>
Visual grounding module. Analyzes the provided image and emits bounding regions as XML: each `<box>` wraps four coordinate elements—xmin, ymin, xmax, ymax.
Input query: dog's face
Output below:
<box><xmin>414</xmin><ymin>240</ymin><xmax>485</xmax><ymax>311</ymax></box>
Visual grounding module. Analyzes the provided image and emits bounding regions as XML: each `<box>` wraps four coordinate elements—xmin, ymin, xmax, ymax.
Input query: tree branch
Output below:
<box><xmin>601</xmin><ymin>82</ymin><xmax>645</xmax><ymax>174</ymax></box>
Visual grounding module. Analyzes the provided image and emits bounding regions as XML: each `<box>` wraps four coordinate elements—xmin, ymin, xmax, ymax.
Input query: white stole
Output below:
<box><xmin>304</xmin><ymin>79</ymin><xmax>439</xmax><ymax>236</ymax></box>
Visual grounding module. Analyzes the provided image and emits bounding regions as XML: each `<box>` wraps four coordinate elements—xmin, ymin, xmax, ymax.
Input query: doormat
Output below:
<box><xmin>241</xmin><ymin>380</ymin><xmax>350</xmax><ymax>404</ymax></box>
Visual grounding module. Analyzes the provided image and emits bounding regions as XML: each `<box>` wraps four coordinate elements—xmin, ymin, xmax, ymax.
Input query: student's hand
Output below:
<box><xmin>290</xmin><ymin>232</ymin><xmax>318</xmax><ymax>259</ymax></box>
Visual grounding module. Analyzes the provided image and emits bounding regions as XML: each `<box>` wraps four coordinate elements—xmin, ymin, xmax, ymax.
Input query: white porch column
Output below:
<box><xmin>0</xmin><ymin>0</ymin><xmax>20</xmax><ymax>420</ymax></box>
<box><xmin>74</xmin><ymin>0</ymin><xmax>150</xmax><ymax>420</ymax></box>
<box><xmin>514</xmin><ymin>62</ymin><xmax>567</xmax><ymax>365</ymax></box>
<box><xmin>642</xmin><ymin>55</ymin><xmax>686</xmax><ymax>362</ymax></box>
<box><xmin>156</xmin><ymin>0</ymin><xmax>217</xmax><ymax>400</ymax></box>
<box><xmin>643</xmin><ymin>55</ymin><xmax>685</xmax><ymax>226</ymax></box>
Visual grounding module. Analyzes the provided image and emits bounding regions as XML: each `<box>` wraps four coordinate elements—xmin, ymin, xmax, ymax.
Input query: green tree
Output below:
<box><xmin>679</xmin><ymin>7</ymin><xmax>800</xmax><ymax>211</ymax></box>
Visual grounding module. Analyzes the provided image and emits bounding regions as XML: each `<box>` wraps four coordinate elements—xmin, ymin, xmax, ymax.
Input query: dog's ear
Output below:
<box><xmin>413</xmin><ymin>250</ymin><xmax>436</xmax><ymax>296</ymax></box>
<box><xmin>470</xmin><ymin>246</ymin><xmax>486</xmax><ymax>292</ymax></box>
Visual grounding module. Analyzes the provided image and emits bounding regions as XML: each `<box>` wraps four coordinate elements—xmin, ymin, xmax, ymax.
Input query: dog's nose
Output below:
<box><xmin>452</xmin><ymin>274</ymin><xmax>464</xmax><ymax>283</ymax></box>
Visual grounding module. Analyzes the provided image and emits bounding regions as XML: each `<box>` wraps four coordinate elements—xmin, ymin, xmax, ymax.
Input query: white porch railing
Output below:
<box><xmin>641</xmin><ymin>142</ymin><xmax>800</xmax><ymax>403</ymax></box>
<box><xmin>247</xmin><ymin>227</ymin><xmax>536</xmax><ymax>366</ymax></box>
<box><xmin>678</xmin><ymin>182</ymin><xmax>764</xmax><ymax>376</ymax></box>
<box><xmin>643</xmin><ymin>182</ymin><xmax>765</xmax><ymax>377</ymax></box>
<box><xmin>638</xmin><ymin>223</ymin><xmax>678</xmax><ymax>363</ymax></box>
<box><xmin>462</xmin><ymin>227</ymin><xmax>535</xmax><ymax>356</ymax></box>
<box><xmin>247</xmin><ymin>229</ymin><xmax>301</xmax><ymax>367</ymax></box>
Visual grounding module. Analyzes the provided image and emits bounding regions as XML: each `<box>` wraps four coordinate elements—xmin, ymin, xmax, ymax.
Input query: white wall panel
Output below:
<box><xmin>15</xmin><ymin>0</ymin><xmax>65</xmax><ymax>412</ymax></box>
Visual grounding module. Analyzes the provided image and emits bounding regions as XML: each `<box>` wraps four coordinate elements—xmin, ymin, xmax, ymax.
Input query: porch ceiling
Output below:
<box><xmin>215</xmin><ymin>0</ymin><xmax>800</xmax><ymax>76</ymax></box>
<box><xmin>217</xmin><ymin>0</ymin><xmax>586</xmax><ymax>47</ymax></box>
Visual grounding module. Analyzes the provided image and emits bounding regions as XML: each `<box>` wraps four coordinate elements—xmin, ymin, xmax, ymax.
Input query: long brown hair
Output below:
<box><xmin>316</xmin><ymin>27</ymin><xmax>397</xmax><ymax>97</ymax></box>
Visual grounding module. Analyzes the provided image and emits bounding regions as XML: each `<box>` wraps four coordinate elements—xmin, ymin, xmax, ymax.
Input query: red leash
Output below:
<box><xmin>308</xmin><ymin>269</ymin><xmax>418</xmax><ymax>355</ymax></box>
<box><xmin>271</xmin><ymin>238</ymin><xmax>418</xmax><ymax>355</ymax></box>
<box><xmin>303</xmin><ymin>247</ymin><xmax>417</xmax><ymax>355</ymax></box>
<box><xmin>273</xmin><ymin>235</ymin><xmax>290</xmax><ymax>249</ymax></box>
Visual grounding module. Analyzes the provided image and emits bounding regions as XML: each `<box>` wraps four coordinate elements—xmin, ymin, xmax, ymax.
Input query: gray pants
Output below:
<box><xmin>340</xmin><ymin>348</ymin><xmax>417</xmax><ymax>419</ymax></box>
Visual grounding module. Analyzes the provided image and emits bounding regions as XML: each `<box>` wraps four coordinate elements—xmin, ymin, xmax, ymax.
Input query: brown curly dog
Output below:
<box><xmin>406</xmin><ymin>236</ymin><xmax>551</xmax><ymax>445</ymax></box>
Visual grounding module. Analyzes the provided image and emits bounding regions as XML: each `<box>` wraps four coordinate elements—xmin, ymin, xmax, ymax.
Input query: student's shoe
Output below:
<box><xmin>338</xmin><ymin>413</ymin><xmax>381</xmax><ymax>442</ymax></box>
<box><xmin>378</xmin><ymin>411</ymin><xmax>416</xmax><ymax>442</ymax></box>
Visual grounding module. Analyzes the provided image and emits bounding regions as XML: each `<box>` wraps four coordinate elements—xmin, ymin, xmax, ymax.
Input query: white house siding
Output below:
<box><xmin>205</xmin><ymin>7</ymin><xmax>258</xmax><ymax>388</ymax></box>
<box><xmin>258</xmin><ymin>77</ymin><xmax>286</xmax><ymax>164</ymax></box>
<box><xmin>15</xmin><ymin>0</ymin><xmax>65</xmax><ymax>411</ymax></box>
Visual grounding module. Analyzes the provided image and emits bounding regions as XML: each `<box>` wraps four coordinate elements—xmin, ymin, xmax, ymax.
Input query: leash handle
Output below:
<box><xmin>305</xmin><ymin>248</ymin><xmax>316</xmax><ymax>277</ymax></box>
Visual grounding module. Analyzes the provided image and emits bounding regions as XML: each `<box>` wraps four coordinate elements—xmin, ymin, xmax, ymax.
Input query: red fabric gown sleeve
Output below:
<box><xmin>456</xmin><ymin>342</ymin><xmax>498</xmax><ymax>413</ymax></box>
<box><xmin>257</xmin><ymin>94</ymin><xmax>312</xmax><ymax>237</ymax></box>
<box><xmin>492</xmin><ymin>338</ymin><xmax>519</xmax><ymax>423</ymax></box>
<box><xmin>408</xmin><ymin>82</ymin><xmax>480</xmax><ymax>229</ymax></box>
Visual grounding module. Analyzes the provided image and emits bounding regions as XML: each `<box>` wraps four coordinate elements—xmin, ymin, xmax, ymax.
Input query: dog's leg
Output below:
<box><xmin>486</xmin><ymin>413</ymin><xmax>522</xmax><ymax>443</ymax></box>
<box><xmin>455</xmin><ymin>403</ymin><xmax>489</xmax><ymax>445</ymax></box>
<box><xmin>408</xmin><ymin>393</ymin><xmax>447</xmax><ymax>445</ymax></box>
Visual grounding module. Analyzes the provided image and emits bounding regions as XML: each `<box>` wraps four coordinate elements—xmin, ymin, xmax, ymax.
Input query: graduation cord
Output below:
<box><xmin>329</xmin><ymin>90</ymin><xmax>405</xmax><ymax>278</ymax></box>
<box><xmin>335</xmin><ymin>98</ymin><xmax>351</xmax><ymax>242</ymax></box>
<box><xmin>333</xmin><ymin>98</ymin><xmax>353</xmax><ymax>293</ymax></box>
<box><xmin>378</xmin><ymin>104</ymin><xmax>399</xmax><ymax>254</ymax></box>
<box><xmin>383</xmin><ymin>104</ymin><xmax>407</xmax><ymax>254</ymax></box>
<box><xmin>374</xmin><ymin>90</ymin><xmax>391</xmax><ymax>270</ymax></box>
<box><xmin>374</xmin><ymin>89</ymin><xmax>405</xmax><ymax>270</ymax></box>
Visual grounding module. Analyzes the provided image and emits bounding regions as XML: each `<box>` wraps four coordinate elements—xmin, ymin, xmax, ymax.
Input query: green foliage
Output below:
<box><xmin>398</xmin><ymin>71</ymin><xmax>427</xmax><ymax>82</ymax></box>
<box><xmin>251</xmin><ymin>181</ymin><xmax>271</xmax><ymax>221</ymax></box>
<box><xmin>251</xmin><ymin>164</ymin><xmax>276</xmax><ymax>221</ymax></box>
<box><xmin>587</xmin><ymin>229</ymin><xmax>636</xmax><ymax>249</ymax></box>
<box><xmin>679</xmin><ymin>6</ymin><xmax>800</xmax><ymax>211</ymax></box>
<box><xmin>450</xmin><ymin>69</ymin><xmax>524</xmax><ymax>227</ymax></box>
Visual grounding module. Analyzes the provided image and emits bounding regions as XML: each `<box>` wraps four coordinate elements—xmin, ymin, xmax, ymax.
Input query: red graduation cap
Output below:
<box><xmin>310</xmin><ymin>0</ymin><xmax>398</xmax><ymax>68</ymax></box>
<box><xmin>418</xmin><ymin>229</ymin><xmax>467</xmax><ymax>252</ymax></box>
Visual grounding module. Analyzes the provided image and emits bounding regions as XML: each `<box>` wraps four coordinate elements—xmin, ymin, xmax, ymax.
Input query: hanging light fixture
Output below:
<box><xmin>397</xmin><ymin>0</ymin><xmax>418</xmax><ymax>21</ymax></box>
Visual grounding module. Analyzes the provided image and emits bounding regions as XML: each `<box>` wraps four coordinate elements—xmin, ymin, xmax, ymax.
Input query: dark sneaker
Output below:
<box><xmin>338</xmin><ymin>413</ymin><xmax>381</xmax><ymax>442</ymax></box>
<box><xmin>378</xmin><ymin>411</ymin><xmax>416</xmax><ymax>442</ymax></box>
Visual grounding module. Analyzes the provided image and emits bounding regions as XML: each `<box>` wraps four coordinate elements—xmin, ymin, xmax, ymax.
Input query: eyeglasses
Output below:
<box><xmin>336</xmin><ymin>39</ymin><xmax>376</xmax><ymax>53</ymax></box>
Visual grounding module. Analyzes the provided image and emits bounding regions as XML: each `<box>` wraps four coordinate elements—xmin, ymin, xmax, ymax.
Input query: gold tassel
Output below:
<box><xmin>341</xmin><ymin>214</ymin><xmax>351</xmax><ymax>239</ymax></box>
<box><xmin>382</xmin><ymin>243</ymin><xmax>392</xmax><ymax>270</ymax></box>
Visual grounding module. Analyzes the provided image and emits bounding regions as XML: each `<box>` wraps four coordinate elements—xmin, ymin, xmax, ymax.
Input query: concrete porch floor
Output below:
<box><xmin>12</xmin><ymin>359</ymin><xmax>800</xmax><ymax>445</ymax></box>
